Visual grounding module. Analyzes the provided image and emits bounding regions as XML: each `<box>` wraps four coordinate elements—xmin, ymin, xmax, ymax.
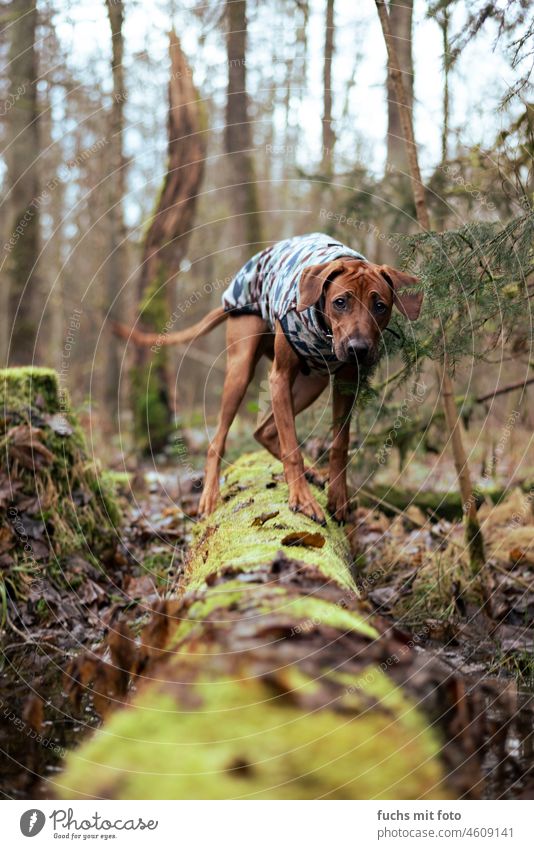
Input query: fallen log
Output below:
<box><xmin>359</xmin><ymin>480</ymin><xmax>534</xmax><ymax>521</ymax></box>
<box><xmin>57</xmin><ymin>452</ymin><xmax>458</xmax><ymax>800</ymax></box>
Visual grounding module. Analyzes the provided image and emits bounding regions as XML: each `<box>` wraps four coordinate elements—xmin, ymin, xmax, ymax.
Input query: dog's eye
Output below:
<box><xmin>374</xmin><ymin>301</ymin><xmax>387</xmax><ymax>314</ymax></box>
<box><xmin>333</xmin><ymin>297</ymin><xmax>347</xmax><ymax>311</ymax></box>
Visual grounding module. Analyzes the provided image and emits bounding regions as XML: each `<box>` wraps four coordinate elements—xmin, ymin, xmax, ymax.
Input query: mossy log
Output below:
<box><xmin>360</xmin><ymin>481</ymin><xmax>532</xmax><ymax>521</ymax></box>
<box><xmin>57</xmin><ymin>451</ymin><xmax>456</xmax><ymax>800</ymax></box>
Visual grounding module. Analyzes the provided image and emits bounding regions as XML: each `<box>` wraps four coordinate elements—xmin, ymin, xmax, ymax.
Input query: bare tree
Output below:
<box><xmin>224</xmin><ymin>0</ymin><xmax>262</xmax><ymax>254</ymax></box>
<box><xmin>375</xmin><ymin>0</ymin><xmax>485</xmax><ymax>568</ymax></box>
<box><xmin>385</xmin><ymin>0</ymin><xmax>414</xmax><ymax>178</ymax></box>
<box><xmin>380</xmin><ymin>0</ymin><xmax>414</xmax><ymax>265</ymax></box>
<box><xmin>3</xmin><ymin>0</ymin><xmax>40</xmax><ymax>365</ymax></box>
<box><xmin>439</xmin><ymin>5</ymin><xmax>451</xmax><ymax>165</ymax></box>
<box><xmin>321</xmin><ymin>0</ymin><xmax>335</xmax><ymax>175</ymax></box>
<box><xmin>131</xmin><ymin>31</ymin><xmax>206</xmax><ymax>452</ymax></box>
<box><xmin>104</xmin><ymin>0</ymin><xmax>129</xmax><ymax>426</ymax></box>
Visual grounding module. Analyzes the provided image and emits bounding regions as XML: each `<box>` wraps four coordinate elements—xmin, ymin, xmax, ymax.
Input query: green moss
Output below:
<box><xmin>58</xmin><ymin>669</ymin><xmax>447</xmax><ymax>800</ymax></box>
<box><xmin>0</xmin><ymin>368</ymin><xmax>120</xmax><ymax>606</ymax></box>
<box><xmin>100</xmin><ymin>470</ymin><xmax>132</xmax><ymax>494</ymax></box>
<box><xmin>465</xmin><ymin>516</ymin><xmax>486</xmax><ymax>573</ymax></box>
<box><xmin>0</xmin><ymin>366</ymin><xmax>61</xmax><ymax>413</ymax></box>
<box><xmin>187</xmin><ymin>452</ymin><xmax>352</xmax><ymax>591</ymax></box>
<box><xmin>90</xmin><ymin>470</ymin><xmax>126</xmax><ymax>527</ymax></box>
<box><xmin>57</xmin><ymin>450</ymin><xmax>450</xmax><ymax>800</ymax></box>
<box><xmin>283</xmin><ymin>596</ymin><xmax>378</xmax><ymax>640</ymax></box>
<box><xmin>167</xmin><ymin>580</ymin><xmax>377</xmax><ymax>651</ymax></box>
<box><xmin>360</xmin><ymin>483</ymin><xmax>469</xmax><ymax>521</ymax></box>
<box><xmin>131</xmin><ymin>266</ymin><xmax>173</xmax><ymax>453</ymax></box>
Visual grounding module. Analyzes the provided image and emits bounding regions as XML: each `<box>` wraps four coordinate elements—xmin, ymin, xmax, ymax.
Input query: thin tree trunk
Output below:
<box><xmin>225</xmin><ymin>0</ymin><xmax>262</xmax><ymax>254</ymax></box>
<box><xmin>321</xmin><ymin>0</ymin><xmax>335</xmax><ymax>174</ymax></box>
<box><xmin>104</xmin><ymin>0</ymin><xmax>128</xmax><ymax>427</ymax></box>
<box><xmin>441</xmin><ymin>7</ymin><xmax>451</xmax><ymax>165</ymax></box>
<box><xmin>4</xmin><ymin>0</ymin><xmax>40</xmax><ymax>365</ymax></box>
<box><xmin>385</xmin><ymin>0</ymin><xmax>413</xmax><ymax>177</ymax></box>
<box><xmin>375</xmin><ymin>0</ymin><xmax>485</xmax><ymax>568</ymax></box>
<box><xmin>380</xmin><ymin>0</ymin><xmax>413</xmax><ymax>265</ymax></box>
<box><xmin>131</xmin><ymin>31</ymin><xmax>205</xmax><ymax>453</ymax></box>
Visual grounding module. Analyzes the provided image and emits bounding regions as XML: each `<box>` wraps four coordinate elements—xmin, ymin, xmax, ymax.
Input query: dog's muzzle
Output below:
<box><xmin>336</xmin><ymin>337</ymin><xmax>376</xmax><ymax>366</ymax></box>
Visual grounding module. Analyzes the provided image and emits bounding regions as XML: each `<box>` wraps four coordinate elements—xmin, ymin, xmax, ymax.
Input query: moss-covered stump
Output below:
<box><xmin>58</xmin><ymin>451</ymin><xmax>454</xmax><ymax>800</ymax></box>
<box><xmin>0</xmin><ymin>368</ymin><xmax>120</xmax><ymax>616</ymax></box>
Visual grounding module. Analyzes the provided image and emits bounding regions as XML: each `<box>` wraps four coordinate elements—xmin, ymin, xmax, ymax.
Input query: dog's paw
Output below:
<box><xmin>304</xmin><ymin>466</ymin><xmax>327</xmax><ymax>489</ymax></box>
<box><xmin>198</xmin><ymin>486</ymin><xmax>220</xmax><ymax>518</ymax></box>
<box><xmin>327</xmin><ymin>489</ymin><xmax>350</xmax><ymax>524</ymax></box>
<box><xmin>289</xmin><ymin>487</ymin><xmax>326</xmax><ymax>525</ymax></box>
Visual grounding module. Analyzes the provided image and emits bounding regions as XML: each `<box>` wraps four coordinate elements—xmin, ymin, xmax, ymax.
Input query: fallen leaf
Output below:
<box><xmin>281</xmin><ymin>531</ymin><xmax>325</xmax><ymax>549</ymax></box>
<box><xmin>161</xmin><ymin>506</ymin><xmax>183</xmax><ymax>517</ymax></box>
<box><xmin>108</xmin><ymin>620</ymin><xmax>137</xmax><ymax>694</ymax></box>
<box><xmin>15</xmin><ymin>495</ymin><xmax>43</xmax><ymax>513</ymax></box>
<box><xmin>124</xmin><ymin>573</ymin><xmax>157</xmax><ymax>598</ymax></box>
<box><xmin>509</xmin><ymin>547</ymin><xmax>534</xmax><ymax>566</ymax></box>
<box><xmin>12</xmin><ymin>515</ymin><xmax>46</xmax><ymax>541</ymax></box>
<box><xmin>22</xmin><ymin>693</ymin><xmax>44</xmax><ymax>733</ymax></box>
<box><xmin>0</xmin><ymin>474</ymin><xmax>22</xmax><ymax>508</ymax></box>
<box><xmin>7</xmin><ymin>424</ymin><xmax>55</xmax><ymax>470</ymax></box>
<box><xmin>78</xmin><ymin>579</ymin><xmax>107</xmax><ymax>604</ymax></box>
<box><xmin>252</xmin><ymin>510</ymin><xmax>279</xmax><ymax>527</ymax></box>
<box><xmin>368</xmin><ymin>586</ymin><xmax>397</xmax><ymax>609</ymax></box>
<box><xmin>31</xmin><ymin>539</ymin><xmax>52</xmax><ymax>560</ymax></box>
<box><xmin>0</xmin><ymin>527</ymin><xmax>15</xmax><ymax>554</ymax></box>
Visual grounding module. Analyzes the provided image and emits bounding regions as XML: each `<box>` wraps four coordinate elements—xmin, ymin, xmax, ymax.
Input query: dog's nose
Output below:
<box><xmin>347</xmin><ymin>338</ymin><xmax>370</xmax><ymax>359</ymax></box>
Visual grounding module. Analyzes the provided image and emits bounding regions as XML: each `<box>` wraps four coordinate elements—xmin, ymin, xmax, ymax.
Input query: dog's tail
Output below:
<box><xmin>112</xmin><ymin>306</ymin><xmax>228</xmax><ymax>348</ymax></box>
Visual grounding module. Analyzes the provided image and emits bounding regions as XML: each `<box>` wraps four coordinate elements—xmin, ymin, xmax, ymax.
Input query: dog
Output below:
<box><xmin>116</xmin><ymin>233</ymin><xmax>423</xmax><ymax>524</ymax></box>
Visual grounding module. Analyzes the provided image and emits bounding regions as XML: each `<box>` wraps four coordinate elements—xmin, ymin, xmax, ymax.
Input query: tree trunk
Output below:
<box><xmin>321</xmin><ymin>0</ymin><xmax>335</xmax><ymax>175</ymax></box>
<box><xmin>131</xmin><ymin>31</ymin><xmax>205</xmax><ymax>453</ymax></box>
<box><xmin>440</xmin><ymin>7</ymin><xmax>451</xmax><ymax>165</ymax></box>
<box><xmin>375</xmin><ymin>0</ymin><xmax>485</xmax><ymax>569</ymax></box>
<box><xmin>58</xmin><ymin>451</ymin><xmax>456</xmax><ymax>800</ymax></box>
<box><xmin>380</xmin><ymin>0</ymin><xmax>413</xmax><ymax>265</ymax></box>
<box><xmin>104</xmin><ymin>0</ymin><xmax>128</xmax><ymax>427</ymax></box>
<box><xmin>225</xmin><ymin>0</ymin><xmax>262</xmax><ymax>254</ymax></box>
<box><xmin>385</xmin><ymin>0</ymin><xmax>413</xmax><ymax>177</ymax></box>
<box><xmin>3</xmin><ymin>0</ymin><xmax>40</xmax><ymax>366</ymax></box>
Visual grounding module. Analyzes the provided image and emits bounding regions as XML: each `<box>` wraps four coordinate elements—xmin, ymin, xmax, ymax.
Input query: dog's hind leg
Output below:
<box><xmin>254</xmin><ymin>372</ymin><xmax>328</xmax><ymax>482</ymax></box>
<box><xmin>198</xmin><ymin>315</ymin><xmax>267</xmax><ymax>517</ymax></box>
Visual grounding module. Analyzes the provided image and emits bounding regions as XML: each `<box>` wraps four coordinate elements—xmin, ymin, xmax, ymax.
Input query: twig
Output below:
<box><xmin>374</xmin><ymin>364</ymin><xmax>409</xmax><ymax>391</ymax></box>
<box><xmin>491</xmin><ymin>562</ymin><xmax>533</xmax><ymax>592</ymax></box>
<box><xmin>476</xmin><ymin>376</ymin><xmax>534</xmax><ymax>404</ymax></box>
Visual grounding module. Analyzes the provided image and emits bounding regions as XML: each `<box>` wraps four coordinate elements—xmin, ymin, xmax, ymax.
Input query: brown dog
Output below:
<box><xmin>116</xmin><ymin>235</ymin><xmax>423</xmax><ymax>524</ymax></box>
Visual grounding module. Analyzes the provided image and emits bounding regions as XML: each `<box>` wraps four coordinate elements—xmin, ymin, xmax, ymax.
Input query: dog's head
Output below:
<box><xmin>297</xmin><ymin>258</ymin><xmax>423</xmax><ymax>366</ymax></box>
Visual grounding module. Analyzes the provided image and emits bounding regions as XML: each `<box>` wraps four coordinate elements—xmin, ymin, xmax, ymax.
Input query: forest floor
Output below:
<box><xmin>1</xmin><ymin>422</ymin><xmax>534</xmax><ymax>799</ymax></box>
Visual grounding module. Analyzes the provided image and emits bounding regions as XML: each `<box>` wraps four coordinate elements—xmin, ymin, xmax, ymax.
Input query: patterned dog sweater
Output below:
<box><xmin>222</xmin><ymin>233</ymin><xmax>367</xmax><ymax>374</ymax></box>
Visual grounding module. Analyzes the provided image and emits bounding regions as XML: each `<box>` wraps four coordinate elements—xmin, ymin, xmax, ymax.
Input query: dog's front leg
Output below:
<box><xmin>327</xmin><ymin>369</ymin><xmax>356</xmax><ymax>523</ymax></box>
<box><xmin>198</xmin><ymin>315</ymin><xmax>266</xmax><ymax>517</ymax></box>
<box><xmin>270</xmin><ymin>324</ymin><xmax>326</xmax><ymax>524</ymax></box>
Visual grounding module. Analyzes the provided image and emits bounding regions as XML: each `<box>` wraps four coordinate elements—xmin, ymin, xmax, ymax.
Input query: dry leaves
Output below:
<box><xmin>251</xmin><ymin>510</ymin><xmax>279</xmax><ymax>527</ymax></box>
<box><xmin>281</xmin><ymin>531</ymin><xmax>325</xmax><ymax>549</ymax></box>
<box><xmin>6</xmin><ymin>424</ymin><xmax>55</xmax><ymax>470</ymax></box>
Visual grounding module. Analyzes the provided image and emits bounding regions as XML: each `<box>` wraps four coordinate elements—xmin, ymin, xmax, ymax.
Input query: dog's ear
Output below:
<box><xmin>297</xmin><ymin>261</ymin><xmax>345</xmax><ymax>313</ymax></box>
<box><xmin>379</xmin><ymin>266</ymin><xmax>423</xmax><ymax>320</ymax></box>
